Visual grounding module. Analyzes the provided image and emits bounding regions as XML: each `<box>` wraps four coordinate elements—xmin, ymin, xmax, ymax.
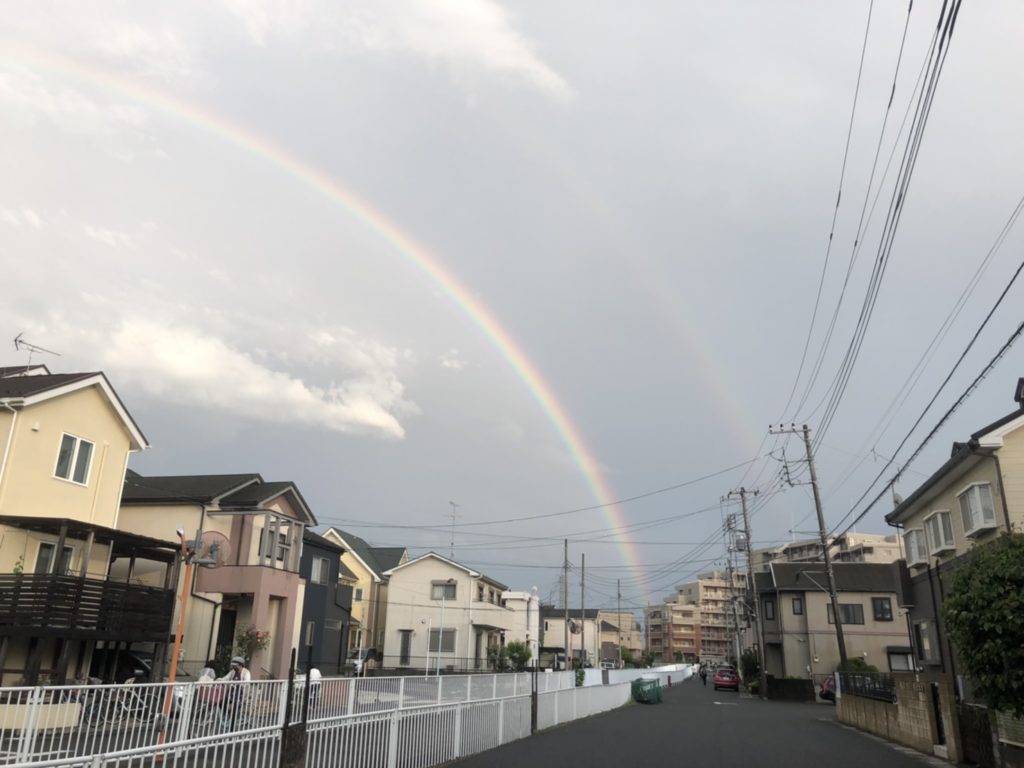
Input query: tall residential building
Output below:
<box><xmin>646</xmin><ymin>570</ymin><xmax>746</xmax><ymax>663</ymax></box>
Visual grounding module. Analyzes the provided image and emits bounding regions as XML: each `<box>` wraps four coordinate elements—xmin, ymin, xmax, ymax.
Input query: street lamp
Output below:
<box><xmin>436</xmin><ymin>578</ymin><xmax>456</xmax><ymax>677</ymax></box>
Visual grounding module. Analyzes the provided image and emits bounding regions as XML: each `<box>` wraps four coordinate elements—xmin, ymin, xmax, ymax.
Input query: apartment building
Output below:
<box><xmin>646</xmin><ymin>570</ymin><xmax>746</xmax><ymax>663</ymax></box>
<box><xmin>751</xmin><ymin>532</ymin><xmax>901</xmax><ymax>572</ymax></box>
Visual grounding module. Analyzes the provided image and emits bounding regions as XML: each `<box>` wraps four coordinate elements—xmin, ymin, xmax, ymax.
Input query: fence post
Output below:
<box><xmin>398</xmin><ymin>678</ymin><xmax>406</xmax><ymax>710</ymax></box>
<box><xmin>386</xmin><ymin>709</ymin><xmax>400</xmax><ymax>768</ymax></box>
<box><xmin>453</xmin><ymin>702</ymin><xmax>462</xmax><ymax>759</ymax></box>
<box><xmin>437</xmin><ymin>675</ymin><xmax>443</xmax><ymax>705</ymax></box>
<box><xmin>174</xmin><ymin>684</ymin><xmax>195</xmax><ymax>743</ymax></box>
<box><xmin>573</xmin><ymin>686</ymin><xmax>578</xmax><ymax>721</ymax></box>
<box><xmin>16</xmin><ymin>687</ymin><xmax>43</xmax><ymax>762</ymax></box>
<box><xmin>531</xmin><ymin>666</ymin><xmax>538</xmax><ymax>735</ymax></box>
<box><xmin>466</xmin><ymin>677</ymin><xmax>472</xmax><ymax>703</ymax></box>
<box><xmin>347</xmin><ymin>677</ymin><xmax>356</xmax><ymax>715</ymax></box>
<box><xmin>498</xmin><ymin>698</ymin><xmax>505</xmax><ymax>745</ymax></box>
<box><xmin>493</xmin><ymin>675</ymin><xmax>498</xmax><ymax>699</ymax></box>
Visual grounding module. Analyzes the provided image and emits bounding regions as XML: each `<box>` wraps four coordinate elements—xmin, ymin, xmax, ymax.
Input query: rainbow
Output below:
<box><xmin>0</xmin><ymin>43</ymin><xmax>651</xmax><ymax>571</ymax></box>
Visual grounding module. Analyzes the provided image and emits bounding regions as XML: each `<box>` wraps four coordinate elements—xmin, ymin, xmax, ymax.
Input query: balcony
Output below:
<box><xmin>0</xmin><ymin>574</ymin><xmax>174</xmax><ymax>642</ymax></box>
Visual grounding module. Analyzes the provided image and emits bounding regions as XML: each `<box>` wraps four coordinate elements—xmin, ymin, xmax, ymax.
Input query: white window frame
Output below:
<box><xmin>428</xmin><ymin>628</ymin><xmax>456</xmax><ymax>653</ymax></box>
<box><xmin>311</xmin><ymin>556</ymin><xmax>330</xmax><ymax>585</ymax></box>
<box><xmin>957</xmin><ymin>483</ymin><xmax>997</xmax><ymax>537</ymax></box>
<box><xmin>924</xmin><ymin>510</ymin><xmax>955</xmax><ymax>555</ymax></box>
<box><xmin>35</xmin><ymin>542</ymin><xmax>75</xmax><ymax>575</ymax></box>
<box><xmin>904</xmin><ymin>528</ymin><xmax>927</xmax><ymax>566</ymax></box>
<box><xmin>53</xmin><ymin>433</ymin><xmax>95</xmax><ymax>486</ymax></box>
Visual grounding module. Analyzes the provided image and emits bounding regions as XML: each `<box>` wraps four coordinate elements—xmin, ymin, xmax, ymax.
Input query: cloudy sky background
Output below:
<box><xmin>2</xmin><ymin>1</ymin><xmax>1024</xmax><ymax>611</ymax></box>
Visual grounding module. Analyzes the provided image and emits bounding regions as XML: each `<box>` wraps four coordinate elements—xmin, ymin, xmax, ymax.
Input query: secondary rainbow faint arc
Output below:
<box><xmin>1</xmin><ymin>44</ymin><xmax>647</xmax><ymax>570</ymax></box>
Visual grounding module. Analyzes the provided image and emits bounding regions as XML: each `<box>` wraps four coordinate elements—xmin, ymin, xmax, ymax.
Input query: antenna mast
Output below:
<box><xmin>13</xmin><ymin>334</ymin><xmax>61</xmax><ymax>369</ymax></box>
<box><xmin>447</xmin><ymin>501</ymin><xmax>461</xmax><ymax>559</ymax></box>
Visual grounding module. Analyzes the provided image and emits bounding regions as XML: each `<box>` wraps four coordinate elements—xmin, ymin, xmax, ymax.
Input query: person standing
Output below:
<box><xmin>699</xmin><ymin>665</ymin><xmax>708</xmax><ymax>687</ymax></box>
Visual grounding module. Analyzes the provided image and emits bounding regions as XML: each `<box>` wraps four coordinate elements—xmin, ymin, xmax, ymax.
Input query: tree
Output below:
<box><xmin>673</xmin><ymin>651</ymin><xmax>683</xmax><ymax>663</ymax></box>
<box><xmin>640</xmin><ymin>650</ymin><xmax>656</xmax><ymax>668</ymax></box>
<box><xmin>505</xmin><ymin>641</ymin><xmax>532</xmax><ymax>672</ymax></box>
<box><xmin>943</xmin><ymin>533</ymin><xmax>1024</xmax><ymax>717</ymax></box>
<box><xmin>487</xmin><ymin>645</ymin><xmax>510</xmax><ymax>672</ymax></box>
<box><xmin>836</xmin><ymin>657</ymin><xmax>877</xmax><ymax>673</ymax></box>
<box><xmin>740</xmin><ymin>649</ymin><xmax>760</xmax><ymax>691</ymax></box>
<box><xmin>620</xmin><ymin>647</ymin><xmax>636</xmax><ymax>668</ymax></box>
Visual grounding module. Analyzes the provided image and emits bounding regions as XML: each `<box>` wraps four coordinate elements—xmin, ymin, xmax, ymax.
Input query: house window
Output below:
<box><xmin>354</xmin><ymin>588</ymin><xmax>364</xmax><ymax>602</ymax></box>
<box><xmin>54</xmin><ymin>434</ymin><xmax>94</xmax><ymax>485</ymax></box>
<box><xmin>35</xmin><ymin>542</ymin><xmax>73</xmax><ymax>575</ymax></box>
<box><xmin>763</xmin><ymin>599</ymin><xmax>775</xmax><ymax>620</ymax></box>
<box><xmin>872</xmin><ymin>597</ymin><xmax>893</xmax><ymax>622</ymax></box>
<box><xmin>428</xmin><ymin>628</ymin><xmax>456</xmax><ymax>653</ymax></box>
<box><xmin>431</xmin><ymin>581</ymin><xmax>457</xmax><ymax>600</ymax></box>
<box><xmin>827</xmin><ymin>604</ymin><xmax>865</xmax><ymax>625</ymax></box>
<box><xmin>311</xmin><ymin>557</ymin><xmax>330</xmax><ymax>585</ymax></box>
<box><xmin>477</xmin><ymin>583</ymin><xmax>484</xmax><ymax>601</ymax></box>
<box><xmin>924</xmin><ymin>511</ymin><xmax>955</xmax><ymax>554</ymax></box>
<box><xmin>399</xmin><ymin>630</ymin><xmax>412</xmax><ymax>666</ymax></box>
<box><xmin>904</xmin><ymin>529</ymin><xmax>927</xmax><ymax>566</ymax></box>
<box><xmin>914</xmin><ymin>620</ymin><xmax>939</xmax><ymax>663</ymax></box>
<box><xmin>791</xmin><ymin>597</ymin><xmax>804</xmax><ymax>616</ymax></box>
<box><xmin>544</xmin><ymin>621</ymin><xmax>549</xmax><ymax>631</ymax></box>
<box><xmin>958</xmin><ymin>484</ymin><xmax>997</xmax><ymax>536</ymax></box>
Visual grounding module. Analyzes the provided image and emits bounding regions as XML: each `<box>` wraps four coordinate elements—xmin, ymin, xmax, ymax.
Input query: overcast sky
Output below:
<box><xmin>2</xmin><ymin>1</ymin><xmax>1023</xmax><ymax>613</ymax></box>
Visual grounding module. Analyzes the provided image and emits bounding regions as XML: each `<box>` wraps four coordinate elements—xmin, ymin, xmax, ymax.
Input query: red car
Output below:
<box><xmin>713</xmin><ymin>666</ymin><xmax>740</xmax><ymax>691</ymax></box>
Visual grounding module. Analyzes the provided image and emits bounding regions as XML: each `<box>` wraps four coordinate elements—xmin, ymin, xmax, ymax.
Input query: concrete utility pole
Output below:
<box><xmin>770</xmin><ymin>424</ymin><xmax>848</xmax><ymax>667</ymax></box>
<box><xmin>580</xmin><ymin>553</ymin><xmax>586</xmax><ymax>668</ymax></box>
<box><xmin>727</xmin><ymin>487</ymin><xmax>767</xmax><ymax>698</ymax></box>
<box><xmin>617</xmin><ymin>580</ymin><xmax>623</xmax><ymax>668</ymax></box>
<box><xmin>563</xmin><ymin>539</ymin><xmax>569</xmax><ymax>670</ymax></box>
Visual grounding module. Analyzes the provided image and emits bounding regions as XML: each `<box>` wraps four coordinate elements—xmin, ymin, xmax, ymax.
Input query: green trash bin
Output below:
<box><xmin>631</xmin><ymin>677</ymin><xmax>662</xmax><ymax>704</ymax></box>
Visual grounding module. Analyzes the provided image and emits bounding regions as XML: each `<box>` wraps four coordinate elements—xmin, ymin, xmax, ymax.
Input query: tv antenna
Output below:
<box><xmin>447</xmin><ymin>501</ymin><xmax>461</xmax><ymax>559</ymax></box>
<box><xmin>13</xmin><ymin>334</ymin><xmax>61</xmax><ymax>369</ymax></box>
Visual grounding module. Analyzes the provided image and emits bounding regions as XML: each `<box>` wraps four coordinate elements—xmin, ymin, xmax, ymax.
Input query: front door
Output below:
<box><xmin>399</xmin><ymin>630</ymin><xmax>411</xmax><ymax>666</ymax></box>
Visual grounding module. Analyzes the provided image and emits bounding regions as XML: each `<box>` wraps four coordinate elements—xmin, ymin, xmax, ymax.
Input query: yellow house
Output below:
<box><xmin>119</xmin><ymin>472</ymin><xmax>317</xmax><ymax>679</ymax></box>
<box><xmin>0</xmin><ymin>366</ymin><xmax>179</xmax><ymax>685</ymax></box>
<box><xmin>321</xmin><ymin>528</ymin><xmax>407</xmax><ymax>659</ymax></box>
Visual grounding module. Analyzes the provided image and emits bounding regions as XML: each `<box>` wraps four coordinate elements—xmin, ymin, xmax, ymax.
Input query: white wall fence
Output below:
<box><xmin>607</xmin><ymin>664</ymin><xmax>694</xmax><ymax>687</ymax></box>
<box><xmin>536</xmin><ymin>683</ymin><xmax>631</xmax><ymax>730</ymax></box>
<box><xmin>1</xmin><ymin>667</ymin><xmax>629</xmax><ymax>768</ymax></box>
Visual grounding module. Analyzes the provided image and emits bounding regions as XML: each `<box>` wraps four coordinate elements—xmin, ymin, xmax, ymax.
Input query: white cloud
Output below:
<box><xmin>85</xmin><ymin>225</ymin><xmax>135</xmax><ymax>249</ymax></box>
<box><xmin>220</xmin><ymin>0</ymin><xmax>569</xmax><ymax>98</ymax></box>
<box><xmin>0</xmin><ymin>208</ymin><xmax>44</xmax><ymax>228</ymax></box>
<box><xmin>440</xmin><ymin>348</ymin><xmax>466</xmax><ymax>370</ymax></box>
<box><xmin>99</xmin><ymin>321</ymin><xmax>412</xmax><ymax>438</ymax></box>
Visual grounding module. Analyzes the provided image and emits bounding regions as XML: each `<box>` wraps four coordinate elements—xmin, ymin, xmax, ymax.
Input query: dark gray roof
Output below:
<box><xmin>759</xmin><ymin>562</ymin><xmax>900</xmax><ymax>594</ymax></box>
<box><xmin>885</xmin><ymin>443</ymin><xmax>980</xmax><ymax>524</ymax></box>
<box><xmin>0</xmin><ymin>365</ymin><xmax>49</xmax><ymax>378</ymax></box>
<box><xmin>337</xmin><ymin>560</ymin><xmax>358</xmax><ymax>581</ymax></box>
<box><xmin>600</xmin><ymin>620</ymin><xmax>619</xmax><ymax>632</ymax></box>
<box><xmin>332</xmin><ymin>529</ymin><xmax>387</xmax><ymax>579</ymax></box>
<box><xmin>122</xmin><ymin>470</ymin><xmax>261</xmax><ymax>503</ymax></box>
<box><xmin>370</xmin><ymin>547</ymin><xmax>406</xmax><ymax>572</ymax></box>
<box><xmin>304</xmin><ymin>529</ymin><xmax>344</xmax><ymax>554</ymax></box>
<box><xmin>0</xmin><ymin>372</ymin><xmax>101</xmax><ymax>399</ymax></box>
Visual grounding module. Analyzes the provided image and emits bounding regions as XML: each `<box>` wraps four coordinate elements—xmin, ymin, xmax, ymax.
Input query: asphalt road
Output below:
<box><xmin>453</xmin><ymin>678</ymin><xmax>933</xmax><ymax>768</ymax></box>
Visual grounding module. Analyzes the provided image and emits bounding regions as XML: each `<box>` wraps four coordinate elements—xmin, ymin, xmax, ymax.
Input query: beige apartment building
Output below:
<box><xmin>646</xmin><ymin>570</ymin><xmax>746</xmax><ymax>663</ymax></box>
<box><xmin>751</xmin><ymin>532</ymin><xmax>901</xmax><ymax>572</ymax></box>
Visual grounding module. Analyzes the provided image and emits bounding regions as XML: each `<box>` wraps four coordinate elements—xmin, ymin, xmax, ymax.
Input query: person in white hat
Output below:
<box><xmin>220</xmin><ymin>656</ymin><xmax>251</xmax><ymax>682</ymax></box>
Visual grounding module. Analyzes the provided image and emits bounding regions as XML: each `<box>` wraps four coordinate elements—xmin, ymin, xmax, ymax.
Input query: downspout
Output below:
<box><xmin>934</xmin><ymin>558</ymin><xmax>958</xmax><ymax>691</ymax></box>
<box><xmin>0</xmin><ymin>403</ymin><xmax>20</xmax><ymax>511</ymax></box>
<box><xmin>924</xmin><ymin>563</ymin><xmax>945</xmax><ymax>673</ymax></box>
<box><xmin>985</xmin><ymin>450</ymin><xmax>1013</xmax><ymax>533</ymax></box>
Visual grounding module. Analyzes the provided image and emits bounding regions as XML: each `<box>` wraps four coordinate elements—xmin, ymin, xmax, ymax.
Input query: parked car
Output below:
<box><xmin>89</xmin><ymin>649</ymin><xmax>153</xmax><ymax>683</ymax></box>
<box><xmin>348</xmin><ymin>648</ymin><xmax>376</xmax><ymax>676</ymax></box>
<box><xmin>712</xmin><ymin>666</ymin><xmax>740</xmax><ymax>692</ymax></box>
<box><xmin>820</xmin><ymin>676</ymin><xmax>835</xmax><ymax>702</ymax></box>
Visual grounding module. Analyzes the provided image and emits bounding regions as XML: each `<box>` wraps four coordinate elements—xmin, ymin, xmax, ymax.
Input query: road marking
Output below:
<box><xmin>712</xmin><ymin>701</ymin><xmax>738</xmax><ymax>706</ymax></box>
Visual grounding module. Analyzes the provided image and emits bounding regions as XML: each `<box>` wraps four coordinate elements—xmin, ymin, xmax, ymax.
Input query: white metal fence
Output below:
<box><xmin>306</xmin><ymin>695</ymin><xmax>532</xmax><ymax>768</ymax></box>
<box><xmin>0</xmin><ymin>679</ymin><xmax>287</xmax><ymax>767</ymax></box>
<box><xmin>536</xmin><ymin>683</ymin><xmax>631</xmax><ymax>730</ymax></box>
<box><xmin>0</xmin><ymin>668</ymin><xmax>605</xmax><ymax>768</ymax></box>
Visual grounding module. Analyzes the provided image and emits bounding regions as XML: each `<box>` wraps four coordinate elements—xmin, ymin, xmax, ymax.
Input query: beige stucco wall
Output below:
<box><xmin>995</xmin><ymin>423</ymin><xmax>1024</xmax><ymax>527</ymax></box>
<box><xmin>322</xmin><ymin>532</ymin><xmax>379</xmax><ymax>649</ymax></box>
<box><xmin>0</xmin><ymin>524</ymin><xmax>113</xmax><ymax>577</ymax></box>
<box><xmin>0</xmin><ymin>387</ymin><xmax>133</xmax><ymax>527</ymax></box>
<box><xmin>898</xmin><ymin>452</ymin><xmax>1009</xmax><ymax>574</ymax></box>
<box><xmin>763</xmin><ymin>590</ymin><xmax>910</xmax><ymax>677</ymax></box>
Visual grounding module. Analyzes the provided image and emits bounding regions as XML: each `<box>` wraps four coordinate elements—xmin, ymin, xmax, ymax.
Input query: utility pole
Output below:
<box><xmin>580</xmin><ymin>553</ymin><xmax>586</xmax><ymax>669</ymax></box>
<box><xmin>770</xmin><ymin>424</ymin><xmax>848</xmax><ymax>667</ymax></box>
<box><xmin>727</xmin><ymin>487</ymin><xmax>767</xmax><ymax>698</ymax></box>
<box><xmin>563</xmin><ymin>539</ymin><xmax>569</xmax><ymax>671</ymax></box>
<box><xmin>617</xmin><ymin>579</ymin><xmax>623</xmax><ymax>668</ymax></box>
<box><xmin>447</xmin><ymin>501</ymin><xmax>461</xmax><ymax>559</ymax></box>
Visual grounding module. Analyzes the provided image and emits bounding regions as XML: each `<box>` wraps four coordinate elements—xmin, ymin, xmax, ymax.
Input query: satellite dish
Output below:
<box><xmin>192</xmin><ymin>531</ymin><xmax>231</xmax><ymax>566</ymax></box>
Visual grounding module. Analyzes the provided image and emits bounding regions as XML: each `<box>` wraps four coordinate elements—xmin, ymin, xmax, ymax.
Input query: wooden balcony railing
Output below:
<box><xmin>0</xmin><ymin>574</ymin><xmax>174</xmax><ymax>642</ymax></box>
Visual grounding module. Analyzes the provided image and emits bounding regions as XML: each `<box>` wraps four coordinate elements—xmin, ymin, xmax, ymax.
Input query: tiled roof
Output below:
<box><xmin>370</xmin><ymin>547</ymin><xmax>406</xmax><ymax>572</ymax></box>
<box><xmin>0</xmin><ymin>365</ymin><xmax>49</xmax><ymax>378</ymax></box>
<box><xmin>337</xmin><ymin>561</ymin><xmax>358</xmax><ymax>581</ymax></box>
<box><xmin>760</xmin><ymin>562</ymin><xmax>901</xmax><ymax>594</ymax></box>
<box><xmin>122</xmin><ymin>470</ymin><xmax>260</xmax><ymax>503</ymax></box>
<box><xmin>0</xmin><ymin>372</ymin><xmax>101</xmax><ymax>399</ymax></box>
<box><xmin>304</xmin><ymin>529</ymin><xmax>344</xmax><ymax>554</ymax></box>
